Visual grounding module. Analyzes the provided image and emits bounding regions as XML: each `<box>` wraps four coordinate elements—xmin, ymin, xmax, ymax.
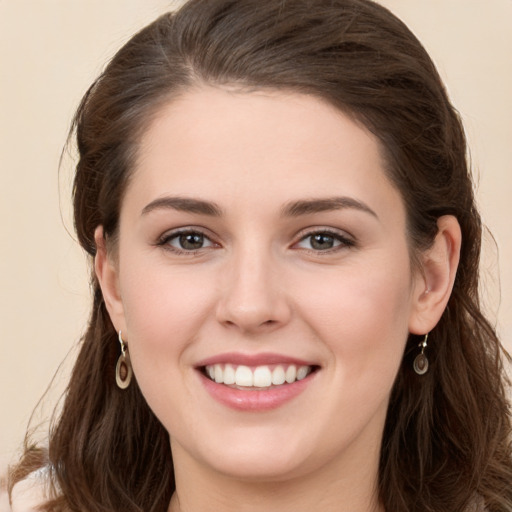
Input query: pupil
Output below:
<box><xmin>311</xmin><ymin>234</ymin><xmax>334</xmax><ymax>250</ymax></box>
<box><xmin>180</xmin><ymin>233</ymin><xmax>204</xmax><ymax>250</ymax></box>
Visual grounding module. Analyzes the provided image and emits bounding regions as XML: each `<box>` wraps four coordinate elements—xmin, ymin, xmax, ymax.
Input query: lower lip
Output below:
<box><xmin>198</xmin><ymin>371</ymin><xmax>317</xmax><ymax>411</ymax></box>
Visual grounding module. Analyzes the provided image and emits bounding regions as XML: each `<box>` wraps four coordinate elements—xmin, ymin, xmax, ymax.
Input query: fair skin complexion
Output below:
<box><xmin>95</xmin><ymin>87</ymin><xmax>461</xmax><ymax>512</ymax></box>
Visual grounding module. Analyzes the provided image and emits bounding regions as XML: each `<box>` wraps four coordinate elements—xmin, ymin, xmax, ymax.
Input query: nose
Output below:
<box><xmin>215</xmin><ymin>246</ymin><xmax>292</xmax><ymax>334</ymax></box>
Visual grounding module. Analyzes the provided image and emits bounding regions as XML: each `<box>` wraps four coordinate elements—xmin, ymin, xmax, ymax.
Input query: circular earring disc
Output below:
<box><xmin>116</xmin><ymin>354</ymin><xmax>133</xmax><ymax>389</ymax></box>
<box><xmin>413</xmin><ymin>353</ymin><xmax>429</xmax><ymax>375</ymax></box>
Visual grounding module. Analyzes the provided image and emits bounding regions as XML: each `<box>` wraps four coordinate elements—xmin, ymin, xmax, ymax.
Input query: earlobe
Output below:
<box><xmin>409</xmin><ymin>215</ymin><xmax>462</xmax><ymax>335</ymax></box>
<box><xmin>94</xmin><ymin>226</ymin><xmax>126</xmax><ymax>332</ymax></box>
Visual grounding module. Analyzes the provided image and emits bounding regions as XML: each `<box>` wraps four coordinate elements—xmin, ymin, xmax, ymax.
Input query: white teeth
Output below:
<box><xmin>205</xmin><ymin>363</ymin><xmax>313</xmax><ymax>387</ymax></box>
<box><xmin>285</xmin><ymin>365</ymin><xmax>297</xmax><ymax>383</ymax></box>
<box><xmin>253</xmin><ymin>366</ymin><xmax>272</xmax><ymax>387</ymax></box>
<box><xmin>272</xmin><ymin>365</ymin><xmax>286</xmax><ymax>385</ymax></box>
<box><xmin>223</xmin><ymin>364</ymin><xmax>236</xmax><ymax>385</ymax></box>
<box><xmin>297</xmin><ymin>366</ymin><xmax>309</xmax><ymax>380</ymax></box>
<box><xmin>235</xmin><ymin>365</ymin><xmax>253</xmax><ymax>386</ymax></box>
<box><xmin>214</xmin><ymin>364</ymin><xmax>223</xmax><ymax>383</ymax></box>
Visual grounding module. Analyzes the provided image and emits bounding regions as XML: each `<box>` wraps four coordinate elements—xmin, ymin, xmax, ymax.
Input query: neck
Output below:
<box><xmin>167</xmin><ymin>438</ymin><xmax>384</xmax><ymax>512</ymax></box>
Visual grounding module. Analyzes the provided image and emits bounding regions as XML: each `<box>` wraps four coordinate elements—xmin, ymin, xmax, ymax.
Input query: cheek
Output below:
<box><xmin>117</xmin><ymin>259</ymin><xmax>216</xmax><ymax>383</ymax></box>
<box><xmin>291</xmin><ymin>259</ymin><xmax>413</xmax><ymax>438</ymax></box>
<box><xmin>295</xmin><ymin>257</ymin><xmax>413</xmax><ymax>372</ymax></box>
<box><xmin>117</xmin><ymin>264</ymin><xmax>218</xmax><ymax>438</ymax></box>
<box><xmin>121</xmin><ymin>253</ymin><xmax>213</xmax><ymax>329</ymax></box>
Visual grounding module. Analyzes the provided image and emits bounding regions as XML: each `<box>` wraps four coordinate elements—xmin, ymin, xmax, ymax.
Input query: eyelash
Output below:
<box><xmin>156</xmin><ymin>228</ymin><xmax>355</xmax><ymax>255</ymax></box>
<box><xmin>156</xmin><ymin>228</ymin><xmax>218</xmax><ymax>255</ymax></box>
<box><xmin>294</xmin><ymin>228</ymin><xmax>355</xmax><ymax>253</ymax></box>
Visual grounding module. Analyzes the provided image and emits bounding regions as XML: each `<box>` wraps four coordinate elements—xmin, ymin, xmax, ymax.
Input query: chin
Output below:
<box><xmin>188</xmin><ymin>429</ymin><xmax>326</xmax><ymax>482</ymax></box>
<box><xmin>210</xmin><ymin>452</ymin><xmax>310</xmax><ymax>482</ymax></box>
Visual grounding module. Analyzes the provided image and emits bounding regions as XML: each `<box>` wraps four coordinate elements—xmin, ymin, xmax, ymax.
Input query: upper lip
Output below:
<box><xmin>195</xmin><ymin>352</ymin><xmax>318</xmax><ymax>368</ymax></box>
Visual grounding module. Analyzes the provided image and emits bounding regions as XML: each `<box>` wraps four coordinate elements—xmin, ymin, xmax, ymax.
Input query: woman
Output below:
<box><xmin>9</xmin><ymin>0</ymin><xmax>512</xmax><ymax>511</ymax></box>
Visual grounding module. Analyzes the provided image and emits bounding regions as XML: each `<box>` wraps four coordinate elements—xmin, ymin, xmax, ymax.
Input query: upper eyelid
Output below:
<box><xmin>155</xmin><ymin>229</ymin><xmax>218</xmax><ymax>253</ymax></box>
<box><xmin>294</xmin><ymin>226</ymin><xmax>355</xmax><ymax>241</ymax></box>
<box><xmin>158</xmin><ymin>226</ymin><xmax>216</xmax><ymax>241</ymax></box>
<box><xmin>292</xmin><ymin>228</ymin><xmax>357</xmax><ymax>252</ymax></box>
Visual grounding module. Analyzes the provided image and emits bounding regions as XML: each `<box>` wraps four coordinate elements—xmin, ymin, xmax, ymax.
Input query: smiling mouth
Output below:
<box><xmin>201</xmin><ymin>364</ymin><xmax>319</xmax><ymax>389</ymax></box>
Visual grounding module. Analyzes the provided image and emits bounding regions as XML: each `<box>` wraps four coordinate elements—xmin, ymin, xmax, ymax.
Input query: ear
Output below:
<box><xmin>409</xmin><ymin>215</ymin><xmax>462</xmax><ymax>335</ymax></box>
<box><xmin>94</xmin><ymin>226</ymin><xmax>126</xmax><ymax>333</ymax></box>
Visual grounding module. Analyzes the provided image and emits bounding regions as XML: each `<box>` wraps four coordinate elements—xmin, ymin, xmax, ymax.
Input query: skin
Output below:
<box><xmin>95</xmin><ymin>87</ymin><xmax>461</xmax><ymax>512</ymax></box>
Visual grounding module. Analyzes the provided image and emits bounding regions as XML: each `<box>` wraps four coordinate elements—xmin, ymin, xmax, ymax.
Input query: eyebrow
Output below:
<box><xmin>141</xmin><ymin>195</ymin><xmax>377</xmax><ymax>219</ymax></box>
<box><xmin>281</xmin><ymin>197</ymin><xmax>378</xmax><ymax>218</ymax></box>
<box><xmin>141</xmin><ymin>196</ymin><xmax>223</xmax><ymax>217</ymax></box>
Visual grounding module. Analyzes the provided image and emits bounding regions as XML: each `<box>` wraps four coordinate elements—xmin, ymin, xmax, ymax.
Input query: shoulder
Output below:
<box><xmin>10</xmin><ymin>467</ymin><xmax>49</xmax><ymax>512</ymax></box>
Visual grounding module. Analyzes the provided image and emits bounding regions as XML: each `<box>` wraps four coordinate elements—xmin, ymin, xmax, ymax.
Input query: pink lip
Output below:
<box><xmin>195</xmin><ymin>352</ymin><xmax>316</xmax><ymax>368</ymax></box>
<box><xmin>197</xmin><ymin>368</ymin><xmax>318</xmax><ymax>412</ymax></box>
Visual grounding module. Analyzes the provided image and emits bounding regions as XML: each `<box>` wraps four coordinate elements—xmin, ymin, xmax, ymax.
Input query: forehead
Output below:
<box><xmin>127</xmin><ymin>86</ymin><xmax>403</xmax><ymax>221</ymax></box>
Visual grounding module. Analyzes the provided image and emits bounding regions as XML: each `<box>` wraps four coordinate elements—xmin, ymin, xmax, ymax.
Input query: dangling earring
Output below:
<box><xmin>413</xmin><ymin>333</ymin><xmax>429</xmax><ymax>375</ymax></box>
<box><xmin>116</xmin><ymin>330</ymin><xmax>133</xmax><ymax>389</ymax></box>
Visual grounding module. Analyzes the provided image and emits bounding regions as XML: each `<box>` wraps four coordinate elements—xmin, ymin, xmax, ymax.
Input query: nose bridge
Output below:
<box><xmin>216</xmin><ymin>239</ymin><xmax>289</xmax><ymax>331</ymax></box>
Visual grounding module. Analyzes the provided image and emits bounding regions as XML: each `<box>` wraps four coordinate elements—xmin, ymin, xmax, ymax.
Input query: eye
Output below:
<box><xmin>158</xmin><ymin>230</ymin><xmax>216</xmax><ymax>252</ymax></box>
<box><xmin>295</xmin><ymin>230</ymin><xmax>354</xmax><ymax>251</ymax></box>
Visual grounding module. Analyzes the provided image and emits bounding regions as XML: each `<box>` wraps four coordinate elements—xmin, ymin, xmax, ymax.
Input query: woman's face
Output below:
<box><xmin>104</xmin><ymin>87</ymin><xmax>428</xmax><ymax>481</ymax></box>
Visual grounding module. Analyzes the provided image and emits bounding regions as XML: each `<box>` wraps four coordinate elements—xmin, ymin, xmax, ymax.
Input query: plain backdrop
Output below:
<box><xmin>1</xmin><ymin>0</ymin><xmax>511</xmax><ymax>474</ymax></box>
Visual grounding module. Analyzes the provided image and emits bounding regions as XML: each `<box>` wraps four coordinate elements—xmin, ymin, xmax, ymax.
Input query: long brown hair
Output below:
<box><xmin>10</xmin><ymin>1</ymin><xmax>512</xmax><ymax>511</ymax></box>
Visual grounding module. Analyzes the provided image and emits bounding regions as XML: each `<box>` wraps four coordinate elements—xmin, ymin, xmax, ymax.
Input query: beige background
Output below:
<box><xmin>1</xmin><ymin>0</ymin><xmax>511</xmax><ymax>475</ymax></box>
